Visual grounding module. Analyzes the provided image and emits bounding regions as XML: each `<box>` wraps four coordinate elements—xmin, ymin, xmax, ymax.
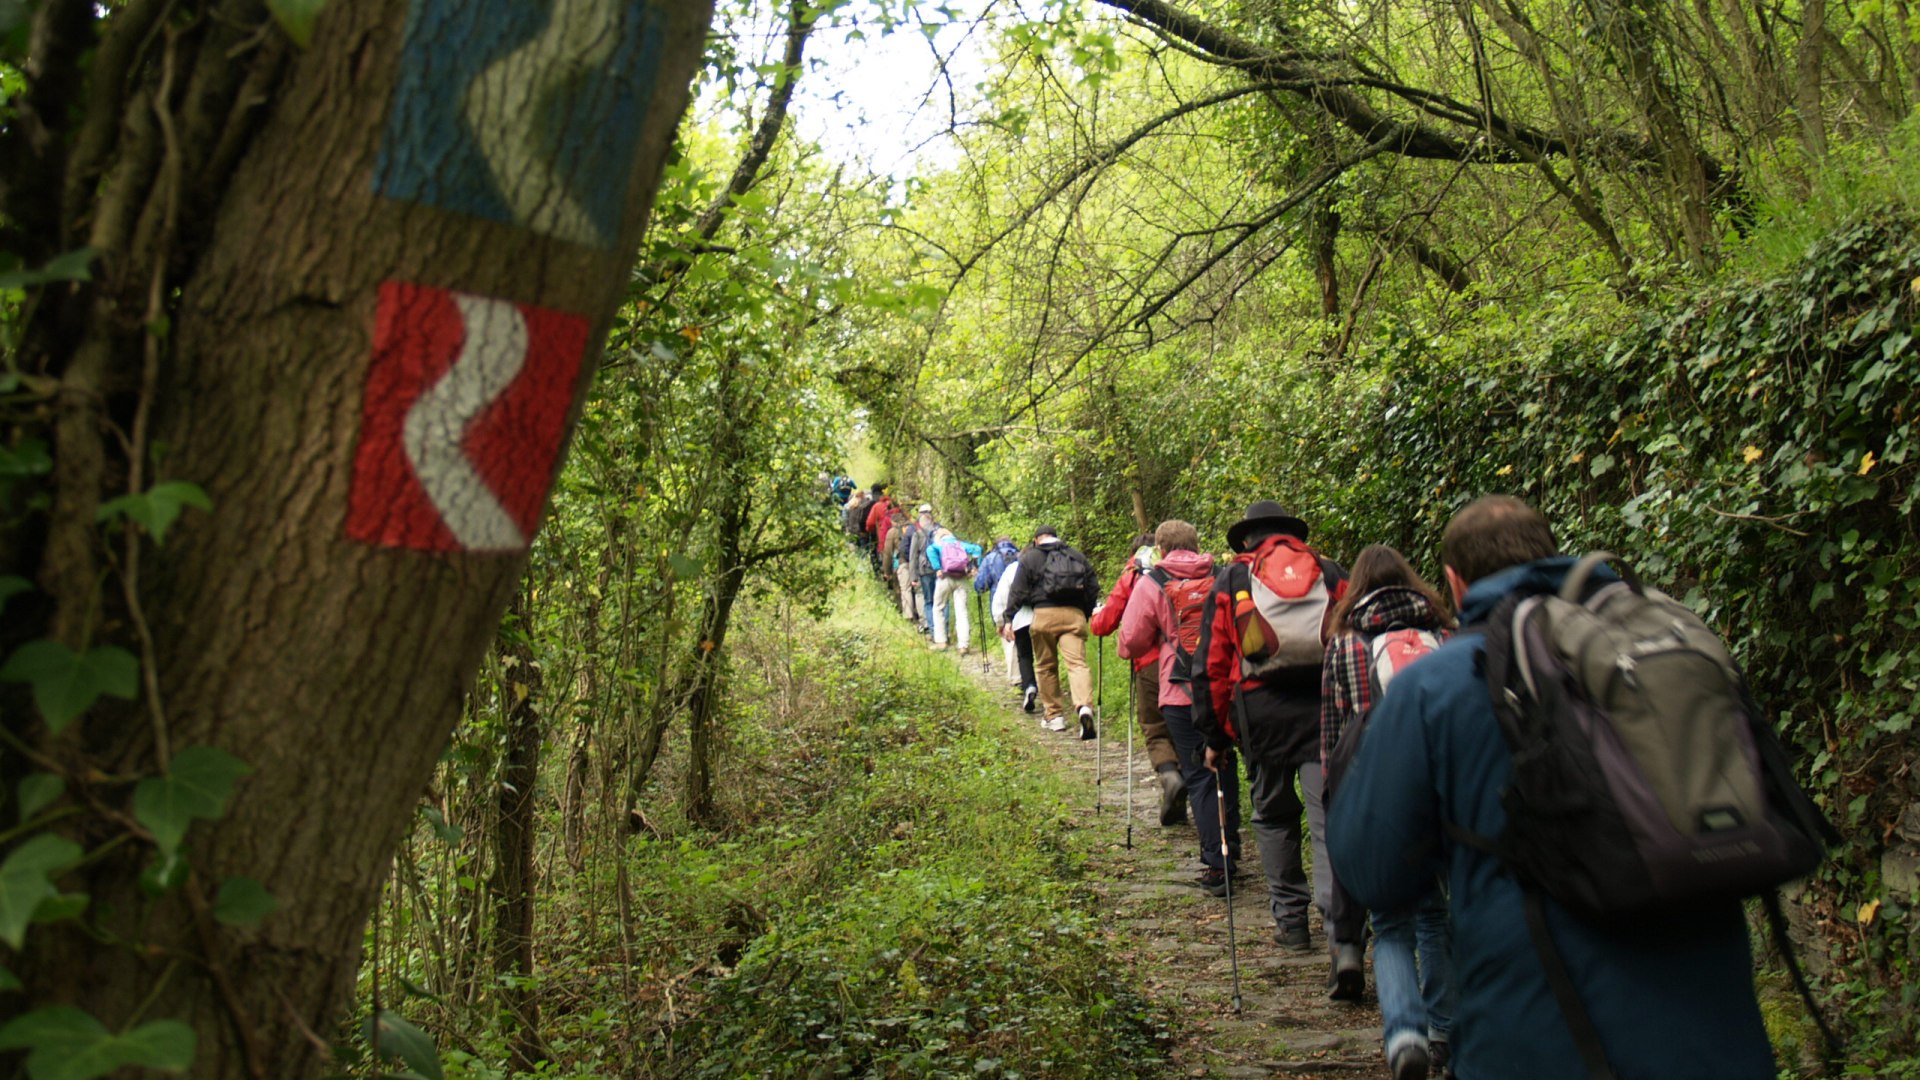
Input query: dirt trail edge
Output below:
<box><xmin>961</xmin><ymin>654</ymin><xmax>1390</xmax><ymax>1079</ymax></box>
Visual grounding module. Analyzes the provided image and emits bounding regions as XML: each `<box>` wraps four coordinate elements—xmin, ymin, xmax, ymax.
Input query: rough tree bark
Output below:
<box><xmin>1</xmin><ymin>1</ymin><xmax>714</xmax><ymax>1076</ymax></box>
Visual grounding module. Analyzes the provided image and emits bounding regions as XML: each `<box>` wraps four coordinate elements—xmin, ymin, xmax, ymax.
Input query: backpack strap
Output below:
<box><xmin>1760</xmin><ymin>891</ymin><xmax>1845</xmax><ymax>1073</ymax></box>
<box><xmin>1560</xmin><ymin>551</ymin><xmax>1643</xmax><ymax>602</ymax></box>
<box><xmin>1521</xmin><ymin>889</ymin><xmax>1620</xmax><ymax>1080</ymax></box>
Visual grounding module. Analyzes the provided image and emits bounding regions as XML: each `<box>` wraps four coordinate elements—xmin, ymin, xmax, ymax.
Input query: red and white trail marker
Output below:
<box><xmin>346</xmin><ymin>282</ymin><xmax>588</xmax><ymax>553</ymax></box>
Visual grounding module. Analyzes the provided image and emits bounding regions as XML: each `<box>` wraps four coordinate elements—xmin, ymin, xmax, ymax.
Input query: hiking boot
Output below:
<box><xmin>1274</xmin><ymin>924</ymin><xmax>1311</xmax><ymax>952</ymax></box>
<box><xmin>1327</xmin><ymin>941</ymin><xmax>1364</xmax><ymax>1002</ymax></box>
<box><xmin>957</xmin><ymin>646</ymin><xmax>970</xmax><ymax>656</ymax></box>
<box><xmin>1078</xmin><ymin>706</ymin><xmax>1097</xmax><ymax>741</ymax></box>
<box><xmin>1429</xmin><ymin>1039</ymin><xmax>1450</xmax><ymax>1079</ymax></box>
<box><xmin>930</xmin><ymin>641</ymin><xmax>948</xmax><ymax>651</ymax></box>
<box><xmin>1045</xmin><ymin>715</ymin><xmax>1067</xmax><ymax>732</ymax></box>
<box><xmin>1022</xmin><ymin>686</ymin><xmax>1038</xmax><ymax>713</ymax></box>
<box><xmin>1388</xmin><ymin>1040</ymin><xmax>1431</xmax><ymax>1080</ymax></box>
<box><xmin>1198</xmin><ymin>866</ymin><xmax>1230</xmax><ymax>897</ymax></box>
<box><xmin>1155</xmin><ymin>765</ymin><xmax>1188</xmax><ymax>825</ymax></box>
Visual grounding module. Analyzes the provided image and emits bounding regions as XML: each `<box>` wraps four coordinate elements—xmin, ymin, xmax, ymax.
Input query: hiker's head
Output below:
<box><xmin>1331</xmin><ymin>544</ymin><xmax>1449</xmax><ymax>629</ymax></box>
<box><xmin>1441</xmin><ymin>495</ymin><xmax>1559</xmax><ymax>601</ymax></box>
<box><xmin>996</xmin><ymin>535</ymin><xmax>1013</xmax><ymax>547</ymax></box>
<box><xmin>1153</xmin><ymin>520</ymin><xmax>1200</xmax><ymax>554</ymax></box>
<box><xmin>1226</xmin><ymin>501</ymin><xmax>1308</xmax><ymax>552</ymax></box>
<box><xmin>1033</xmin><ymin>524</ymin><xmax>1060</xmax><ymax>543</ymax></box>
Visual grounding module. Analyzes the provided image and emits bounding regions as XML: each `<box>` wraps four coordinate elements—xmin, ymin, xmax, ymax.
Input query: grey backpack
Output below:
<box><xmin>1474</xmin><ymin>552</ymin><xmax>1837</xmax><ymax>1077</ymax></box>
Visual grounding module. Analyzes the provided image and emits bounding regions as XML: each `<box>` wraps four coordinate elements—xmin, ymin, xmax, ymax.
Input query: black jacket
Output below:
<box><xmin>1005</xmin><ymin>540</ymin><xmax>1098</xmax><ymax>617</ymax></box>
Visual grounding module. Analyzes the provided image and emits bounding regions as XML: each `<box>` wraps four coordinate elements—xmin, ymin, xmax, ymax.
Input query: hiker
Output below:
<box><xmin>842</xmin><ymin>489</ymin><xmax>870</xmax><ymax>552</ymax></box>
<box><xmin>927</xmin><ymin>527</ymin><xmax>983</xmax><ymax>652</ymax></box>
<box><xmin>892</xmin><ymin>508</ymin><xmax>922</xmax><ymax>622</ymax></box>
<box><xmin>992</xmin><ymin>546</ymin><xmax>1039</xmax><ymax>712</ymax></box>
<box><xmin>907</xmin><ymin>505</ymin><xmax>938</xmax><ymax>636</ymax></box>
<box><xmin>1328</xmin><ymin>497</ymin><xmax>1782</xmax><ymax>1080</ymax></box>
<box><xmin>1191</xmin><ymin>502</ymin><xmax>1351</xmax><ymax>959</ymax></box>
<box><xmin>1004</xmin><ymin>525</ymin><xmax>1099</xmax><ymax>737</ymax></box>
<box><xmin>864</xmin><ymin>485</ymin><xmax>895</xmax><ymax>578</ymax></box>
<box><xmin>1318</xmin><ymin>544</ymin><xmax>1456</xmax><ymax>1070</ymax></box>
<box><xmin>976</xmin><ymin>536</ymin><xmax>1023</xmax><ymax>685</ymax></box>
<box><xmin>1096</xmin><ymin>531</ymin><xmax>1188</xmax><ymax>827</ymax></box>
<box><xmin>878</xmin><ymin>503</ymin><xmax>907</xmax><ymax>601</ymax></box>
<box><xmin>1118</xmin><ymin>521</ymin><xmax>1245</xmax><ymax>897</ymax></box>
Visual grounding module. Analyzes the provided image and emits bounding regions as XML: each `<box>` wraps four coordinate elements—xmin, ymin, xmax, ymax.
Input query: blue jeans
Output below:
<box><xmin>1162</xmin><ymin>703</ymin><xmax>1240</xmax><ymax>871</ymax></box>
<box><xmin>1372</xmin><ymin>887</ymin><xmax>1453</xmax><ymax>1050</ymax></box>
<box><xmin>920</xmin><ymin>575</ymin><xmax>937</xmax><ymax>632</ymax></box>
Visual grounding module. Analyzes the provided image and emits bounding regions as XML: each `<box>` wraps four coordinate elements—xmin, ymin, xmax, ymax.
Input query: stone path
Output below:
<box><xmin>963</xmin><ymin>655</ymin><xmax>1390</xmax><ymax>1079</ymax></box>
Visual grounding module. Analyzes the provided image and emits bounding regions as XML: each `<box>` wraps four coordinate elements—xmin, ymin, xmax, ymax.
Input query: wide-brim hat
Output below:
<box><xmin>1225</xmin><ymin>500</ymin><xmax>1308</xmax><ymax>551</ymax></box>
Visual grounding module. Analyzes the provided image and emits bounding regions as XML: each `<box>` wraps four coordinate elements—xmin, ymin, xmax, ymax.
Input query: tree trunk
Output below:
<box><xmin>683</xmin><ymin>498</ymin><xmax>750</xmax><ymax>826</ymax></box>
<box><xmin>3</xmin><ymin>2</ymin><xmax>714</xmax><ymax>1076</ymax></box>
<box><xmin>492</xmin><ymin>593</ymin><xmax>546</xmax><ymax>1073</ymax></box>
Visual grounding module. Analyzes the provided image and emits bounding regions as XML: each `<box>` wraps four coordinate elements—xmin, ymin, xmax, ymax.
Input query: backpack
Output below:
<box><xmin>1148</xmin><ymin>568</ymin><xmax>1212</xmax><ymax>683</ymax></box>
<box><xmin>939</xmin><ymin>540</ymin><xmax>973</xmax><ymax>577</ymax></box>
<box><xmin>1472</xmin><ymin>551</ymin><xmax>1839</xmax><ymax>1076</ymax></box>
<box><xmin>1366</xmin><ymin>628</ymin><xmax>1443</xmax><ymax>701</ymax></box>
<box><xmin>1034</xmin><ymin>545</ymin><xmax>1094</xmax><ymax>608</ymax></box>
<box><xmin>1232</xmin><ymin>540</ymin><xmax>1333</xmax><ymax>676</ymax></box>
<box><xmin>1326</xmin><ymin>626</ymin><xmax>1444</xmax><ymax>795</ymax></box>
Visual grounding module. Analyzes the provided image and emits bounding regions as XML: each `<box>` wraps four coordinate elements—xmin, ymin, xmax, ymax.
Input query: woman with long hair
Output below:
<box><xmin>1321</xmin><ymin>544</ymin><xmax>1456</xmax><ymax>1080</ymax></box>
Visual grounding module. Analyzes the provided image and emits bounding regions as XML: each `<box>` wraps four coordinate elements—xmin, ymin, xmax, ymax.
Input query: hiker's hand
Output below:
<box><xmin>1000</xmin><ymin>626</ymin><xmax>1014</xmax><ymax>642</ymax></box>
<box><xmin>1205</xmin><ymin>747</ymin><xmax>1220</xmax><ymax>772</ymax></box>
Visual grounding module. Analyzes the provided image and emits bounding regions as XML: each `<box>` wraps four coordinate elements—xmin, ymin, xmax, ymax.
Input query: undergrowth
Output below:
<box><xmin>442</xmin><ymin>573</ymin><xmax>1163</xmax><ymax>1078</ymax></box>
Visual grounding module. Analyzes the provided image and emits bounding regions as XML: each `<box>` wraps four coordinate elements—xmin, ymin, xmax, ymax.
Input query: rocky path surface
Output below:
<box><xmin>962</xmin><ymin>654</ymin><xmax>1390</xmax><ymax>1079</ymax></box>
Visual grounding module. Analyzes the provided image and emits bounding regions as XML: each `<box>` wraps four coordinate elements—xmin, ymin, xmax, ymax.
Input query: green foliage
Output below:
<box><xmin>212</xmin><ymin>875</ymin><xmax>279</xmax><ymax>927</ymax></box>
<box><xmin>132</xmin><ymin>745</ymin><xmax>253</xmax><ymax>856</ymax></box>
<box><xmin>0</xmin><ymin>248</ymin><xmax>96</xmax><ymax>290</ymax></box>
<box><xmin>14</xmin><ymin>773</ymin><xmax>62</xmax><ymax>821</ymax></box>
<box><xmin>0</xmin><ymin>835</ymin><xmax>80</xmax><ymax>950</ymax></box>
<box><xmin>364</xmin><ymin>1009</ymin><xmax>445</xmax><ymax>1080</ymax></box>
<box><xmin>264</xmin><ymin>0</ymin><xmax>329</xmax><ymax>48</ymax></box>
<box><xmin>0</xmin><ymin>641</ymin><xmax>139</xmax><ymax>732</ymax></box>
<box><xmin>94</xmin><ymin>480</ymin><xmax>212</xmax><ymax>545</ymax></box>
<box><xmin>0</xmin><ymin>1008</ymin><xmax>194</xmax><ymax>1080</ymax></box>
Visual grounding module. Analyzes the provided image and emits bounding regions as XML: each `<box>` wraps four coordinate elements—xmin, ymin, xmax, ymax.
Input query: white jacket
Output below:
<box><xmin>991</xmin><ymin>561</ymin><xmax>1035</xmax><ymax>632</ymax></box>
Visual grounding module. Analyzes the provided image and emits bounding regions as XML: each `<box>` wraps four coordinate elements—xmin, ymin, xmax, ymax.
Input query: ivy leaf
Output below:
<box><xmin>0</xmin><ymin>834</ymin><xmax>81</xmax><ymax>950</ymax></box>
<box><xmin>0</xmin><ymin>1007</ymin><xmax>195</xmax><ymax>1080</ymax></box>
<box><xmin>264</xmin><ymin>0</ymin><xmax>328</xmax><ymax>47</ymax></box>
<box><xmin>668</xmin><ymin>553</ymin><xmax>702</xmax><ymax>578</ymax></box>
<box><xmin>0</xmin><ymin>248</ymin><xmax>97</xmax><ymax>290</ymax></box>
<box><xmin>0</xmin><ymin>576</ymin><xmax>30</xmax><ymax>617</ymax></box>
<box><xmin>0</xmin><ymin>965</ymin><xmax>20</xmax><ymax>992</ymax></box>
<box><xmin>132</xmin><ymin>746</ymin><xmax>252</xmax><ymax>856</ymax></box>
<box><xmin>0</xmin><ymin>641</ymin><xmax>140</xmax><ymax>732</ymax></box>
<box><xmin>138</xmin><ymin>850</ymin><xmax>190</xmax><ymax>897</ymax></box>
<box><xmin>16</xmin><ymin>774</ymin><xmax>64</xmax><ymax>821</ymax></box>
<box><xmin>363</xmin><ymin>1010</ymin><xmax>443</xmax><ymax>1080</ymax></box>
<box><xmin>95</xmin><ymin>481</ymin><xmax>212</xmax><ymax>546</ymax></box>
<box><xmin>212</xmin><ymin>876</ymin><xmax>278</xmax><ymax>928</ymax></box>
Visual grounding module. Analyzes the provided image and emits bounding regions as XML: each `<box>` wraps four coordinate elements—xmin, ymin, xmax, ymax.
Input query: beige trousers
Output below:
<box><xmin>1029</xmin><ymin>606</ymin><xmax>1092</xmax><ymax>719</ymax></box>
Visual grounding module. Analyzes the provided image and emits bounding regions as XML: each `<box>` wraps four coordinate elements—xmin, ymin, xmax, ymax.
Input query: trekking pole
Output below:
<box><xmin>973</xmin><ymin>592</ymin><xmax>988</xmax><ymax>674</ymax></box>
<box><xmin>1094</xmin><ymin>635</ymin><xmax>1104</xmax><ymax>813</ymax></box>
<box><xmin>1214</xmin><ymin>759</ymin><xmax>1243</xmax><ymax>1013</ymax></box>
<box><xmin>1125</xmin><ymin>667</ymin><xmax>1135</xmax><ymax>850</ymax></box>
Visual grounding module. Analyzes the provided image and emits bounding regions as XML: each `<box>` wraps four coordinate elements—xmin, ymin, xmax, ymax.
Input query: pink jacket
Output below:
<box><xmin>1115</xmin><ymin>549</ymin><xmax>1216</xmax><ymax>707</ymax></box>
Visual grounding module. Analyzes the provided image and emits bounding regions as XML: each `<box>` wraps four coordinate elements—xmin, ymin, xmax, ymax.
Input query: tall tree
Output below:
<box><xmin>1</xmin><ymin>1</ymin><xmax>712</xmax><ymax>1075</ymax></box>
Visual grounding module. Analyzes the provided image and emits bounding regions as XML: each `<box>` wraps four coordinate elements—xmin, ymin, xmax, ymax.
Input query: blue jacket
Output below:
<box><xmin>926</xmin><ymin>535</ymin><xmax>982</xmax><ymax>575</ymax></box>
<box><xmin>1327</xmin><ymin>557</ymin><xmax>1774</xmax><ymax>1080</ymax></box>
<box><xmin>974</xmin><ymin>541</ymin><xmax>1020</xmax><ymax>594</ymax></box>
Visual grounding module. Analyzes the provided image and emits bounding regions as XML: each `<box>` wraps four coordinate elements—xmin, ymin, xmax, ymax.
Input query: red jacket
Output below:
<box><xmin>1090</xmin><ymin>565</ymin><xmax>1154</xmax><ymax>672</ymax></box>
<box><xmin>864</xmin><ymin>497</ymin><xmax>893</xmax><ymax>537</ymax></box>
<box><xmin>1190</xmin><ymin>535</ymin><xmax>1347</xmax><ymax>765</ymax></box>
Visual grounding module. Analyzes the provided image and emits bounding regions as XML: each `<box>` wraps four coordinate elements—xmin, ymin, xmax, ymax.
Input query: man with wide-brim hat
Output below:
<box><xmin>1224</xmin><ymin>500</ymin><xmax>1310</xmax><ymax>552</ymax></box>
<box><xmin>1191</xmin><ymin>500</ymin><xmax>1353</xmax><ymax>976</ymax></box>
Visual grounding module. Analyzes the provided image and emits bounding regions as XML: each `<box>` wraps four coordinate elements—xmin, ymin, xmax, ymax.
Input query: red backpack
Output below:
<box><xmin>1231</xmin><ymin>539</ymin><xmax>1335</xmax><ymax>676</ymax></box>
<box><xmin>1149</xmin><ymin>568</ymin><xmax>1213</xmax><ymax>683</ymax></box>
<box><xmin>1366</xmin><ymin>628</ymin><xmax>1444</xmax><ymax>700</ymax></box>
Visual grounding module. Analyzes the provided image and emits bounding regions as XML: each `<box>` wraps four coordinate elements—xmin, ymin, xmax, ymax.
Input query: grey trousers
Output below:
<box><xmin>1245</xmin><ymin>758</ymin><xmax>1334</xmax><ymax>937</ymax></box>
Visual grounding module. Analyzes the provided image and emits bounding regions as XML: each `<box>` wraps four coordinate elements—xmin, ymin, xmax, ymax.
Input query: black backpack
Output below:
<box><xmin>1468</xmin><ymin>552</ymin><xmax>1840</xmax><ymax>1077</ymax></box>
<box><xmin>1034</xmin><ymin>545</ymin><xmax>1095</xmax><ymax>609</ymax></box>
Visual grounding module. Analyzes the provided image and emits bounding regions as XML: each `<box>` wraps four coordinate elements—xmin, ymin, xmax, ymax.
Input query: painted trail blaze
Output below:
<box><xmin>375</xmin><ymin>0</ymin><xmax>666</xmax><ymax>248</ymax></box>
<box><xmin>346</xmin><ymin>282</ymin><xmax>587</xmax><ymax>553</ymax></box>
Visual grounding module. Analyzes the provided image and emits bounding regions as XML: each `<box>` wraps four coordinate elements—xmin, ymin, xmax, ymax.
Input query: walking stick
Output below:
<box><xmin>1094</xmin><ymin>634</ymin><xmax>1103</xmax><ymax>813</ymax></box>
<box><xmin>1125</xmin><ymin>666</ymin><xmax>1135</xmax><ymax>850</ymax></box>
<box><xmin>1215</xmin><ymin>761</ymin><xmax>1243</xmax><ymax>1012</ymax></box>
<box><xmin>973</xmin><ymin>591</ymin><xmax>988</xmax><ymax>674</ymax></box>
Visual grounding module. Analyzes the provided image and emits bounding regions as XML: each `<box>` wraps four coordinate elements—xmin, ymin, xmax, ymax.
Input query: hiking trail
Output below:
<box><xmin>954</xmin><ymin>650</ymin><xmax>1391</xmax><ymax>1078</ymax></box>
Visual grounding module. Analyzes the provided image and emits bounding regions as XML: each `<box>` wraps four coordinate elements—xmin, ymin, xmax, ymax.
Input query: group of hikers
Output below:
<box><xmin>832</xmin><ymin>479</ymin><xmax>1831</xmax><ymax>1080</ymax></box>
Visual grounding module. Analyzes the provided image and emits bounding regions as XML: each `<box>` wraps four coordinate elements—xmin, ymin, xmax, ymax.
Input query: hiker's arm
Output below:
<box><xmin>1326</xmin><ymin>678</ymin><xmax>1440</xmax><ymax>912</ymax></box>
<box><xmin>1090</xmin><ymin>568</ymin><xmax>1134</xmax><ymax>638</ymax></box>
<box><xmin>1004</xmin><ymin>554</ymin><xmax>1033</xmax><ymax>613</ymax></box>
<box><xmin>1115</xmin><ymin>575</ymin><xmax>1154</xmax><ymax>662</ymax></box>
